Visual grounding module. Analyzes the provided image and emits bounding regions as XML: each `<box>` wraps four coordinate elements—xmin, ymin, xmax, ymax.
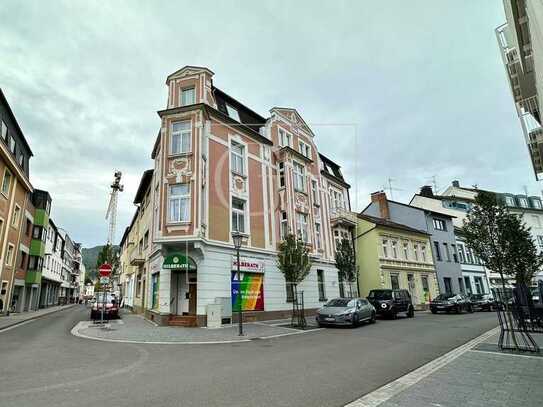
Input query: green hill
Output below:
<box><xmin>82</xmin><ymin>245</ymin><xmax>119</xmax><ymax>281</ymax></box>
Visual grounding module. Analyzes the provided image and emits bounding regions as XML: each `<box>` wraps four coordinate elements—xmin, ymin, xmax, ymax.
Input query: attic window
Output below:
<box><xmin>226</xmin><ymin>104</ymin><xmax>240</xmax><ymax>122</ymax></box>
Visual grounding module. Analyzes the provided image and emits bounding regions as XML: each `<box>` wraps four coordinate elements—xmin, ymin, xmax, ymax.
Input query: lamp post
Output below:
<box><xmin>232</xmin><ymin>231</ymin><xmax>245</xmax><ymax>336</ymax></box>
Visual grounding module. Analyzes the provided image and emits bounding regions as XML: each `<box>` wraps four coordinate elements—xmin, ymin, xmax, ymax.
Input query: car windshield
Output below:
<box><xmin>325</xmin><ymin>299</ymin><xmax>355</xmax><ymax>307</ymax></box>
<box><xmin>368</xmin><ymin>290</ymin><xmax>392</xmax><ymax>300</ymax></box>
<box><xmin>434</xmin><ymin>294</ymin><xmax>456</xmax><ymax>301</ymax></box>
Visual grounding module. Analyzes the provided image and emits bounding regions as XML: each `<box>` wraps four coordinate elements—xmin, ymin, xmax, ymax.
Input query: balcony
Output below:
<box><xmin>129</xmin><ymin>246</ymin><xmax>145</xmax><ymax>266</ymax></box>
<box><xmin>330</xmin><ymin>207</ymin><xmax>357</xmax><ymax>227</ymax></box>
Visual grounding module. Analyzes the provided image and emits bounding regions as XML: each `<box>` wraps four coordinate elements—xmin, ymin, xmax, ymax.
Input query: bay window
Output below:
<box><xmin>171</xmin><ymin>121</ymin><xmax>191</xmax><ymax>155</ymax></box>
<box><xmin>168</xmin><ymin>184</ymin><xmax>190</xmax><ymax>222</ymax></box>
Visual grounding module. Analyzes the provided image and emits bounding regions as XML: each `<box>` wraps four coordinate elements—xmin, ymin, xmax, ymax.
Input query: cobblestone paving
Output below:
<box><xmin>75</xmin><ymin>313</ymin><xmax>316</xmax><ymax>343</ymax></box>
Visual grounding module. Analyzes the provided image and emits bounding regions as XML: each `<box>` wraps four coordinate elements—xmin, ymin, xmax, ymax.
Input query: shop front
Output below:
<box><xmin>231</xmin><ymin>256</ymin><xmax>265</xmax><ymax>316</ymax></box>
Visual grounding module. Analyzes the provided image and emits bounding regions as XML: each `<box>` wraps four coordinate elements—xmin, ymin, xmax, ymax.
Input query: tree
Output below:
<box><xmin>96</xmin><ymin>244</ymin><xmax>119</xmax><ymax>273</ymax></box>
<box><xmin>277</xmin><ymin>233</ymin><xmax>312</xmax><ymax>326</ymax></box>
<box><xmin>335</xmin><ymin>238</ymin><xmax>358</xmax><ymax>297</ymax></box>
<box><xmin>463</xmin><ymin>190</ymin><xmax>543</xmax><ymax>294</ymax></box>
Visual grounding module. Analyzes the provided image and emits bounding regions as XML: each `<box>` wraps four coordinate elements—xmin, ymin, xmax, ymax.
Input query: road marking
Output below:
<box><xmin>344</xmin><ymin>326</ymin><xmax>500</xmax><ymax>407</ymax></box>
<box><xmin>0</xmin><ymin>318</ymin><xmax>36</xmax><ymax>333</ymax></box>
<box><xmin>469</xmin><ymin>349</ymin><xmax>543</xmax><ymax>360</ymax></box>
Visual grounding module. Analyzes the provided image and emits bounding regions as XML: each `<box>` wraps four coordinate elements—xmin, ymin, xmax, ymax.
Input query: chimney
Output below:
<box><xmin>452</xmin><ymin>180</ymin><xmax>460</xmax><ymax>188</ymax></box>
<box><xmin>420</xmin><ymin>185</ymin><xmax>434</xmax><ymax>197</ymax></box>
<box><xmin>370</xmin><ymin>191</ymin><xmax>390</xmax><ymax>220</ymax></box>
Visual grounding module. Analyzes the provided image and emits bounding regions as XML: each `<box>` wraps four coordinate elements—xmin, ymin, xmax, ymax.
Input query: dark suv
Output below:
<box><xmin>367</xmin><ymin>289</ymin><xmax>414</xmax><ymax>319</ymax></box>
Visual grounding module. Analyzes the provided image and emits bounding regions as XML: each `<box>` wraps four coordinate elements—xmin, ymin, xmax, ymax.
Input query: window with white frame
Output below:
<box><xmin>402</xmin><ymin>241</ymin><xmax>409</xmax><ymax>260</ymax></box>
<box><xmin>180</xmin><ymin>87</ymin><xmax>195</xmax><ymax>106</ymax></box>
<box><xmin>278</xmin><ymin>128</ymin><xmax>292</xmax><ymax>148</ymax></box>
<box><xmin>519</xmin><ymin>197</ymin><xmax>528</xmax><ymax>208</ymax></box>
<box><xmin>2</xmin><ymin>169</ymin><xmax>11</xmax><ymax>196</ymax></box>
<box><xmin>275</xmin><ymin>162</ymin><xmax>285</xmax><ymax>188</ymax></box>
<box><xmin>458</xmin><ymin>243</ymin><xmax>466</xmax><ymax>263</ymax></box>
<box><xmin>9</xmin><ymin>135</ymin><xmax>15</xmax><ymax>154</ymax></box>
<box><xmin>505</xmin><ymin>196</ymin><xmax>515</xmax><ymax>206</ymax></box>
<box><xmin>329</xmin><ymin>188</ymin><xmax>344</xmax><ymax>210</ymax></box>
<box><xmin>226</xmin><ymin>104</ymin><xmax>240</xmax><ymax>122</ymax></box>
<box><xmin>171</xmin><ymin>121</ymin><xmax>191</xmax><ymax>155</ymax></box>
<box><xmin>533</xmin><ymin>199</ymin><xmax>542</xmax><ymax>209</ymax></box>
<box><xmin>311</xmin><ymin>179</ymin><xmax>319</xmax><ymax>205</ymax></box>
<box><xmin>413</xmin><ymin>243</ymin><xmax>419</xmax><ymax>261</ymax></box>
<box><xmin>293</xmin><ymin>162</ymin><xmax>305</xmax><ymax>192</ymax></box>
<box><xmin>231</xmin><ymin>197</ymin><xmax>246</xmax><ymax>233</ymax></box>
<box><xmin>230</xmin><ymin>141</ymin><xmax>245</xmax><ymax>175</ymax></box>
<box><xmin>12</xmin><ymin>205</ymin><xmax>20</xmax><ymax>228</ymax></box>
<box><xmin>391</xmin><ymin>240</ymin><xmax>398</xmax><ymax>259</ymax></box>
<box><xmin>168</xmin><ymin>184</ymin><xmax>190</xmax><ymax>222</ymax></box>
<box><xmin>298</xmin><ymin>140</ymin><xmax>311</xmax><ymax>159</ymax></box>
<box><xmin>280</xmin><ymin>211</ymin><xmax>288</xmax><ymax>239</ymax></box>
<box><xmin>421</xmin><ymin>244</ymin><xmax>427</xmax><ymax>262</ymax></box>
<box><xmin>381</xmin><ymin>239</ymin><xmax>389</xmax><ymax>258</ymax></box>
<box><xmin>296</xmin><ymin>212</ymin><xmax>308</xmax><ymax>242</ymax></box>
<box><xmin>6</xmin><ymin>244</ymin><xmax>14</xmax><ymax>266</ymax></box>
<box><xmin>1</xmin><ymin>120</ymin><xmax>7</xmax><ymax>141</ymax></box>
<box><xmin>432</xmin><ymin>218</ymin><xmax>446</xmax><ymax>231</ymax></box>
<box><xmin>315</xmin><ymin>222</ymin><xmax>322</xmax><ymax>249</ymax></box>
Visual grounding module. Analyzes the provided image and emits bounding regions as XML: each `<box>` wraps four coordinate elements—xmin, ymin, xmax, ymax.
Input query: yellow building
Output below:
<box><xmin>356</xmin><ymin>214</ymin><xmax>439</xmax><ymax>309</ymax></box>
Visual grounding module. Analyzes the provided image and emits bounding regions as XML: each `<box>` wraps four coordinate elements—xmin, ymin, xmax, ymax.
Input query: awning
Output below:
<box><xmin>163</xmin><ymin>254</ymin><xmax>197</xmax><ymax>271</ymax></box>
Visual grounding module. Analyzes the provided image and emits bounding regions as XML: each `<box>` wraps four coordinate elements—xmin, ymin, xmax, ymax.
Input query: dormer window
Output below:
<box><xmin>533</xmin><ymin>199</ymin><xmax>542</xmax><ymax>209</ymax></box>
<box><xmin>226</xmin><ymin>104</ymin><xmax>240</xmax><ymax>122</ymax></box>
<box><xmin>505</xmin><ymin>196</ymin><xmax>515</xmax><ymax>206</ymax></box>
<box><xmin>180</xmin><ymin>87</ymin><xmax>195</xmax><ymax>106</ymax></box>
<box><xmin>519</xmin><ymin>197</ymin><xmax>528</xmax><ymax>208</ymax></box>
<box><xmin>9</xmin><ymin>135</ymin><xmax>15</xmax><ymax>154</ymax></box>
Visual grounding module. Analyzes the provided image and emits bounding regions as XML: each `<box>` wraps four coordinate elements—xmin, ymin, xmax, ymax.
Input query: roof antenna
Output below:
<box><xmin>383</xmin><ymin>178</ymin><xmax>404</xmax><ymax>201</ymax></box>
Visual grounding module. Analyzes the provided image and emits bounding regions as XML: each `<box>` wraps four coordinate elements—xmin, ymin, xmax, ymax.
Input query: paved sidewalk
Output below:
<box><xmin>0</xmin><ymin>303</ymin><xmax>77</xmax><ymax>331</ymax></box>
<box><xmin>348</xmin><ymin>330</ymin><xmax>543</xmax><ymax>407</ymax></box>
<box><xmin>72</xmin><ymin>314</ymin><xmax>321</xmax><ymax>344</ymax></box>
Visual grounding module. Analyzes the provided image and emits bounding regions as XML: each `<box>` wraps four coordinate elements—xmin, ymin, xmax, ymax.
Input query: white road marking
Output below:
<box><xmin>344</xmin><ymin>326</ymin><xmax>500</xmax><ymax>407</ymax></box>
<box><xmin>0</xmin><ymin>318</ymin><xmax>36</xmax><ymax>333</ymax></box>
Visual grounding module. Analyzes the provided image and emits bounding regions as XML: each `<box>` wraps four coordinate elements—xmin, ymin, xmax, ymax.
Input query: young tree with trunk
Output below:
<box><xmin>277</xmin><ymin>233</ymin><xmax>312</xmax><ymax>326</ymax></box>
<box><xmin>335</xmin><ymin>238</ymin><xmax>358</xmax><ymax>297</ymax></box>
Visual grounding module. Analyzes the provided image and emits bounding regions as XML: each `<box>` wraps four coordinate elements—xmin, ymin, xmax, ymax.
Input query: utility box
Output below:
<box><xmin>215</xmin><ymin>297</ymin><xmax>232</xmax><ymax>324</ymax></box>
<box><xmin>206</xmin><ymin>304</ymin><xmax>222</xmax><ymax>329</ymax></box>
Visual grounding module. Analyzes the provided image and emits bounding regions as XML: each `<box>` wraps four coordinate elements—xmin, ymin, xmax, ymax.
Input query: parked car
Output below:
<box><xmin>430</xmin><ymin>293</ymin><xmax>473</xmax><ymax>314</ymax></box>
<box><xmin>90</xmin><ymin>293</ymin><xmax>119</xmax><ymax>320</ymax></box>
<box><xmin>316</xmin><ymin>298</ymin><xmax>376</xmax><ymax>327</ymax></box>
<box><xmin>367</xmin><ymin>289</ymin><xmax>414</xmax><ymax>319</ymax></box>
<box><xmin>469</xmin><ymin>293</ymin><xmax>495</xmax><ymax>311</ymax></box>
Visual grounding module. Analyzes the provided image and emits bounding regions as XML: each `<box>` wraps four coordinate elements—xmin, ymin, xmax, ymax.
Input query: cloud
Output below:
<box><xmin>0</xmin><ymin>0</ymin><xmax>536</xmax><ymax>246</ymax></box>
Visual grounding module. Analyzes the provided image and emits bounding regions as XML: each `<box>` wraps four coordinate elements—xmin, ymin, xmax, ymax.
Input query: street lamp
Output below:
<box><xmin>232</xmin><ymin>231</ymin><xmax>246</xmax><ymax>336</ymax></box>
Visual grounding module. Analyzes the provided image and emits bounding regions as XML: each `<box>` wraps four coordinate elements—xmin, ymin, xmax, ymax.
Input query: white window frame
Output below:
<box><xmin>433</xmin><ymin>218</ymin><xmax>446</xmax><ymax>231</ymax></box>
<box><xmin>230</xmin><ymin>141</ymin><xmax>245</xmax><ymax>176</ymax></box>
<box><xmin>296</xmin><ymin>212</ymin><xmax>309</xmax><ymax>243</ymax></box>
<box><xmin>280</xmin><ymin>211</ymin><xmax>288</xmax><ymax>240</ymax></box>
<box><xmin>311</xmin><ymin>179</ymin><xmax>319</xmax><ymax>205</ymax></box>
<box><xmin>315</xmin><ymin>222</ymin><xmax>322</xmax><ymax>249</ymax></box>
<box><xmin>231</xmin><ymin>197</ymin><xmax>246</xmax><ymax>233</ymax></box>
<box><xmin>278</xmin><ymin>128</ymin><xmax>292</xmax><ymax>148</ymax></box>
<box><xmin>293</xmin><ymin>161</ymin><xmax>305</xmax><ymax>192</ymax></box>
<box><xmin>1</xmin><ymin>120</ymin><xmax>7</xmax><ymax>141</ymax></box>
<box><xmin>180</xmin><ymin>87</ymin><xmax>195</xmax><ymax>106</ymax></box>
<box><xmin>505</xmin><ymin>196</ymin><xmax>515</xmax><ymax>206</ymax></box>
<box><xmin>298</xmin><ymin>139</ymin><xmax>311</xmax><ymax>159</ymax></box>
<box><xmin>9</xmin><ymin>135</ymin><xmax>15</xmax><ymax>154</ymax></box>
<box><xmin>170</xmin><ymin>121</ymin><xmax>191</xmax><ymax>155</ymax></box>
<box><xmin>1</xmin><ymin>168</ymin><xmax>11</xmax><ymax>197</ymax></box>
<box><xmin>11</xmin><ymin>204</ymin><xmax>20</xmax><ymax>228</ymax></box>
<box><xmin>329</xmin><ymin>188</ymin><xmax>344</xmax><ymax>210</ymax></box>
<box><xmin>226</xmin><ymin>104</ymin><xmax>240</xmax><ymax>122</ymax></box>
<box><xmin>168</xmin><ymin>183</ymin><xmax>190</xmax><ymax>223</ymax></box>
<box><xmin>381</xmin><ymin>239</ymin><xmax>389</xmax><ymax>258</ymax></box>
<box><xmin>6</xmin><ymin>243</ymin><xmax>14</xmax><ymax>266</ymax></box>
<box><xmin>391</xmin><ymin>240</ymin><xmax>398</xmax><ymax>259</ymax></box>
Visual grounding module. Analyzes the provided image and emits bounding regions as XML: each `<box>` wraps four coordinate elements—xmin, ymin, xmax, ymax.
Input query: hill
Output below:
<box><xmin>82</xmin><ymin>245</ymin><xmax>119</xmax><ymax>281</ymax></box>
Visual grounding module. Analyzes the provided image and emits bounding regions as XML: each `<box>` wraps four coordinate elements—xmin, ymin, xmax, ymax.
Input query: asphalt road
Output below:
<box><xmin>0</xmin><ymin>305</ymin><xmax>497</xmax><ymax>407</ymax></box>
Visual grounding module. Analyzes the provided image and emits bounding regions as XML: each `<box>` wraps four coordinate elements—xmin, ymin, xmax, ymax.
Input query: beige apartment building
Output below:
<box><xmin>119</xmin><ymin>66</ymin><xmax>354</xmax><ymax>327</ymax></box>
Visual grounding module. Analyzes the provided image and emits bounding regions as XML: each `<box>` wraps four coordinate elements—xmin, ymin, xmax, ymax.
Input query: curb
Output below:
<box><xmin>70</xmin><ymin>320</ymin><xmax>324</xmax><ymax>345</ymax></box>
<box><xmin>344</xmin><ymin>326</ymin><xmax>500</xmax><ymax>407</ymax></box>
<box><xmin>0</xmin><ymin>304</ymin><xmax>78</xmax><ymax>333</ymax></box>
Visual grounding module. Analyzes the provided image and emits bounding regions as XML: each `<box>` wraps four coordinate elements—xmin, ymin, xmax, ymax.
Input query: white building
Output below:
<box><xmin>39</xmin><ymin>219</ymin><xmax>64</xmax><ymax>307</ymax></box>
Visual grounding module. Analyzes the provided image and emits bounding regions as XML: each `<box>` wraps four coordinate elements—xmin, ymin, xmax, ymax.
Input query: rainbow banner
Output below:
<box><xmin>231</xmin><ymin>272</ymin><xmax>264</xmax><ymax>312</ymax></box>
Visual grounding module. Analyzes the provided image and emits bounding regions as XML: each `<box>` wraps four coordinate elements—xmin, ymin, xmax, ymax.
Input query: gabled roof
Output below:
<box><xmin>133</xmin><ymin>169</ymin><xmax>153</xmax><ymax>204</ymax></box>
<box><xmin>166</xmin><ymin>66</ymin><xmax>214</xmax><ymax>83</ymax></box>
<box><xmin>357</xmin><ymin>214</ymin><xmax>430</xmax><ymax>236</ymax></box>
<box><xmin>270</xmin><ymin>107</ymin><xmax>314</xmax><ymax>137</ymax></box>
<box><xmin>384</xmin><ymin>198</ymin><xmax>456</xmax><ymax>219</ymax></box>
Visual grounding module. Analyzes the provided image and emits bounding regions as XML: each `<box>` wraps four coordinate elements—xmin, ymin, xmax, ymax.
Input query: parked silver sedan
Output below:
<box><xmin>316</xmin><ymin>298</ymin><xmax>376</xmax><ymax>327</ymax></box>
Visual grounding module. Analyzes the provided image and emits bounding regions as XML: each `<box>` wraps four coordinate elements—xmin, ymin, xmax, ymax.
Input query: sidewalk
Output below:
<box><xmin>347</xmin><ymin>329</ymin><xmax>543</xmax><ymax>407</ymax></box>
<box><xmin>71</xmin><ymin>313</ymin><xmax>321</xmax><ymax>344</ymax></box>
<box><xmin>0</xmin><ymin>304</ymin><xmax>77</xmax><ymax>331</ymax></box>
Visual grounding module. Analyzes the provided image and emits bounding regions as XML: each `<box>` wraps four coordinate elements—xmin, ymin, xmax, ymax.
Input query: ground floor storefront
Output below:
<box><xmin>144</xmin><ymin>244</ymin><xmax>341</xmax><ymax>327</ymax></box>
<box><xmin>38</xmin><ymin>278</ymin><xmax>61</xmax><ymax>308</ymax></box>
<box><xmin>461</xmin><ymin>269</ymin><xmax>491</xmax><ymax>296</ymax></box>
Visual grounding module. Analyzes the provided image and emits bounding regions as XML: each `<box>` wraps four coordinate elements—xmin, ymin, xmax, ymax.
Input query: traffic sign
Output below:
<box><xmin>100</xmin><ymin>276</ymin><xmax>110</xmax><ymax>285</ymax></box>
<box><xmin>99</xmin><ymin>263</ymin><xmax>112</xmax><ymax>277</ymax></box>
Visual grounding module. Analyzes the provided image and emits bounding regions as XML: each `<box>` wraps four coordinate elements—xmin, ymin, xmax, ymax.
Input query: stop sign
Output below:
<box><xmin>99</xmin><ymin>263</ymin><xmax>112</xmax><ymax>277</ymax></box>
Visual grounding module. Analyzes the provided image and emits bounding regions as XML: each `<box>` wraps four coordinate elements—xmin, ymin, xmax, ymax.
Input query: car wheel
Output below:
<box><xmin>370</xmin><ymin>312</ymin><xmax>376</xmax><ymax>324</ymax></box>
<box><xmin>407</xmin><ymin>306</ymin><xmax>414</xmax><ymax>318</ymax></box>
<box><xmin>431</xmin><ymin>309</ymin><xmax>437</xmax><ymax>314</ymax></box>
<box><xmin>352</xmin><ymin>314</ymin><xmax>359</xmax><ymax>327</ymax></box>
<box><xmin>468</xmin><ymin>305</ymin><xmax>474</xmax><ymax>313</ymax></box>
<box><xmin>455</xmin><ymin>305</ymin><xmax>461</xmax><ymax>314</ymax></box>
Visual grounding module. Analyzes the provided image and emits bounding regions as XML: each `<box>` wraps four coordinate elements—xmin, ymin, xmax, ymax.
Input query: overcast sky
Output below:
<box><xmin>0</xmin><ymin>0</ymin><xmax>536</xmax><ymax>248</ymax></box>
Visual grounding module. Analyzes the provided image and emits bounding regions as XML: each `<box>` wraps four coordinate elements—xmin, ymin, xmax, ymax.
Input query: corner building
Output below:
<box><xmin>145</xmin><ymin>66</ymin><xmax>351</xmax><ymax>326</ymax></box>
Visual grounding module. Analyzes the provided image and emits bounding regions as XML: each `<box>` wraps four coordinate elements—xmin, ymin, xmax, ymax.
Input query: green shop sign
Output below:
<box><xmin>163</xmin><ymin>254</ymin><xmax>197</xmax><ymax>271</ymax></box>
